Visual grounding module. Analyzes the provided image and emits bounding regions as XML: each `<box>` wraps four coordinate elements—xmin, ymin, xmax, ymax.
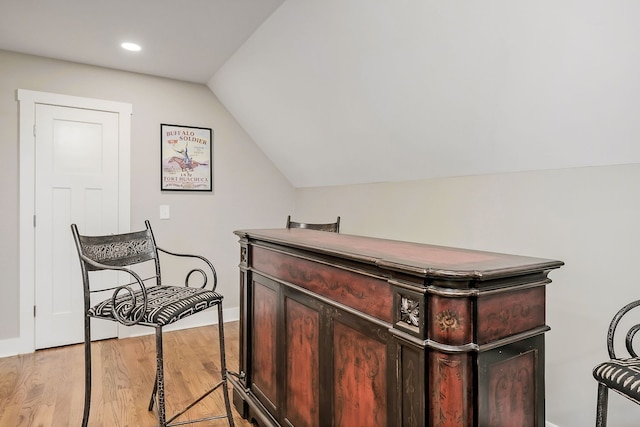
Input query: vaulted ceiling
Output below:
<box><xmin>3</xmin><ymin>1</ymin><xmax>639</xmax><ymax>187</ymax></box>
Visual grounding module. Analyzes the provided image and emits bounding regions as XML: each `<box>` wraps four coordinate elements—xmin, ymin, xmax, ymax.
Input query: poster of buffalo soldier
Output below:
<box><xmin>161</xmin><ymin>124</ymin><xmax>212</xmax><ymax>191</ymax></box>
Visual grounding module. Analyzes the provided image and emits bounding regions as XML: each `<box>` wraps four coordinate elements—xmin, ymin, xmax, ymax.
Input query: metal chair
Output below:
<box><xmin>286</xmin><ymin>215</ymin><xmax>340</xmax><ymax>232</ymax></box>
<box><xmin>71</xmin><ymin>220</ymin><xmax>235</xmax><ymax>427</ymax></box>
<box><xmin>592</xmin><ymin>299</ymin><xmax>640</xmax><ymax>426</ymax></box>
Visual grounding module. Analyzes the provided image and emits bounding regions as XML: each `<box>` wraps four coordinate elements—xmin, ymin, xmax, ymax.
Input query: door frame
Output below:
<box><xmin>16</xmin><ymin>89</ymin><xmax>131</xmax><ymax>355</ymax></box>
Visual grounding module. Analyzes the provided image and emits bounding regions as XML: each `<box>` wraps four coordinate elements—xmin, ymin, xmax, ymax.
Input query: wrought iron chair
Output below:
<box><xmin>592</xmin><ymin>299</ymin><xmax>640</xmax><ymax>426</ymax></box>
<box><xmin>286</xmin><ymin>215</ymin><xmax>340</xmax><ymax>232</ymax></box>
<box><xmin>71</xmin><ymin>221</ymin><xmax>235</xmax><ymax>427</ymax></box>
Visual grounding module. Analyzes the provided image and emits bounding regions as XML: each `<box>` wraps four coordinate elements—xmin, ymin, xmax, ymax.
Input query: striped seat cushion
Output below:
<box><xmin>593</xmin><ymin>358</ymin><xmax>640</xmax><ymax>400</ymax></box>
<box><xmin>89</xmin><ymin>285</ymin><xmax>223</xmax><ymax>326</ymax></box>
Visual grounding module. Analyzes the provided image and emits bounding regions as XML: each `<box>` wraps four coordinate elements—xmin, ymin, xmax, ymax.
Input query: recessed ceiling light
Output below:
<box><xmin>121</xmin><ymin>42</ymin><xmax>141</xmax><ymax>52</ymax></box>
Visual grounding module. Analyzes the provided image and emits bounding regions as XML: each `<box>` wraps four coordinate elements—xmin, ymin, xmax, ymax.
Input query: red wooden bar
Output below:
<box><xmin>229</xmin><ymin>228</ymin><xmax>563</xmax><ymax>427</ymax></box>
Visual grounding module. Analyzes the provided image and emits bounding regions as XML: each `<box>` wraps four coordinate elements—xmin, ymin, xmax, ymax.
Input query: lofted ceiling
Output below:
<box><xmin>2</xmin><ymin>1</ymin><xmax>640</xmax><ymax>188</ymax></box>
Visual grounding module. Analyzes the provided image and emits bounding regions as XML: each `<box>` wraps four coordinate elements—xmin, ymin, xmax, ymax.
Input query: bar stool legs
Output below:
<box><xmin>84</xmin><ymin>319</ymin><xmax>235</xmax><ymax>427</ymax></box>
<box><xmin>595</xmin><ymin>382</ymin><xmax>608</xmax><ymax>427</ymax></box>
<box><xmin>146</xmin><ymin>310</ymin><xmax>234</xmax><ymax>427</ymax></box>
<box><xmin>217</xmin><ymin>304</ymin><xmax>235</xmax><ymax>427</ymax></box>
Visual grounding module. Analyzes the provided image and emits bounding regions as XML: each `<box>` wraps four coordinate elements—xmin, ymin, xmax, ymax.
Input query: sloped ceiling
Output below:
<box><xmin>209</xmin><ymin>1</ymin><xmax>640</xmax><ymax>188</ymax></box>
<box><xmin>0</xmin><ymin>0</ymin><xmax>284</xmax><ymax>83</ymax></box>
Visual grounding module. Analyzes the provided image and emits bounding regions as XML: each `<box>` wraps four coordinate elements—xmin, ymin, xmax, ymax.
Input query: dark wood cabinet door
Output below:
<box><xmin>333</xmin><ymin>319</ymin><xmax>388</xmax><ymax>427</ymax></box>
<box><xmin>478</xmin><ymin>335</ymin><xmax>545</xmax><ymax>427</ymax></box>
<box><xmin>284</xmin><ymin>296</ymin><xmax>320</xmax><ymax>427</ymax></box>
<box><xmin>251</xmin><ymin>277</ymin><xmax>278</xmax><ymax>412</ymax></box>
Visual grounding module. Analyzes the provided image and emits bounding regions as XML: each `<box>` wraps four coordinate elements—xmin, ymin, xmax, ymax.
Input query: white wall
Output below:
<box><xmin>211</xmin><ymin>0</ymin><xmax>640</xmax><ymax>188</ymax></box>
<box><xmin>295</xmin><ymin>164</ymin><xmax>640</xmax><ymax>427</ymax></box>
<box><xmin>0</xmin><ymin>50</ymin><xmax>295</xmax><ymax>347</ymax></box>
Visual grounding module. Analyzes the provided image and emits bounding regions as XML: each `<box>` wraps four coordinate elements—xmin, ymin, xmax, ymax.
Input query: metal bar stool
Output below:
<box><xmin>592</xmin><ymin>299</ymin><xmax>640</xmax><ymax>426</ymax></box>
<box><xmin>71</xmin><ymin>220</ymin><xmax>235</xmax><ymax>427</ymax></box>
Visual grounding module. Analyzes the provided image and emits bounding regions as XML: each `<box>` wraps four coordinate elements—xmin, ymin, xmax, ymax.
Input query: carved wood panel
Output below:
<box><xmin>486</xmin><ymin>350</ymin><xmax>536</xmax><ymax>426</ymax></box>
<box><xmin>252</xmin><ymin>280</ymin><xmax>278</xmax><ymax>408</ymax></box>
<box><xmin>285</xmin><ymin>298</ymin><xmax>319</xmax><ymax>427</ymax></box>
<box><xmin>334</xmin><ymin>321</ymin><xmax>388</xmax><ymax>427</ymax></box>
<box><xmin>252</xmin><ymin>246</ymin><xmax>393</xmax><ymax>322</ymax></box>
<box><xmin>477</xmin><ymin>287</ymin><xmax>545</xmax><ymax>344</ymax></box>
<box><xmin>429</xmin><ymin>351</ymin><xmax>473</xmax><ymax>427</ymax></box>
<box><xmin>428</xmin><ymin>294</ymin><xmax>473</xmax><ymax>346</ymax></box>
<box><xmin>398</xmin><ymin>343</ymin><xmax>425</xmax><ymax>427</ymax></box>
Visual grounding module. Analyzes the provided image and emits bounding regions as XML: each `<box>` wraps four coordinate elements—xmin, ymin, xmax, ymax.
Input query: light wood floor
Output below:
<box><xmin>0</xmin><ymin>321</ymin><xmax>253</xmax><ymax>427</ymax></box>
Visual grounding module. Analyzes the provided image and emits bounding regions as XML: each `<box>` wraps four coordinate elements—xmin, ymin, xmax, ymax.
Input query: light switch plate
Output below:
<box><xmin>159</xmin><ymin>205</ymin><xmax>170</xmax><ymax>220</ymax></box>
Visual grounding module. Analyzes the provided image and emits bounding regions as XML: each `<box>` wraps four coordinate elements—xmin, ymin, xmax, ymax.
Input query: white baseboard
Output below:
<box><xmin>546</xmin><ymin>422</ymin><xmax>560</xmax><ymax>427</ymax></box>
<box><xmin>0</xmin><ymin>336</ymin><xmax>24</xmax><ymax>359</ymax></box>
<box><xmin>0</xmin><ymin>306</ymin><xmax>240</xmax><ymax>358</ymax></box>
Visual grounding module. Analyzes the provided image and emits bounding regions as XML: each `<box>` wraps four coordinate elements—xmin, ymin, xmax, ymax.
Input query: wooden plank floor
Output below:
<box><xmin>0</xmin><ymin>321</ymin><xmax>253</xmax><ymax>427</ymax></box>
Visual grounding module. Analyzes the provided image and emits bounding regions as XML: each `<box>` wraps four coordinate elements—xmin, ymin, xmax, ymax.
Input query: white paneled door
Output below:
<box><xmin>34</xmin><ymin>104</ymin><xmax>121</xmax><ymax>349</ymax></box>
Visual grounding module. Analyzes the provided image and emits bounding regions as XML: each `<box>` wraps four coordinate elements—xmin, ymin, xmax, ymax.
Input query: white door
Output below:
<box><xmin>34</xmin><ymin>104</ymin><xmax>121</xmax><ymax>349</ymax></box>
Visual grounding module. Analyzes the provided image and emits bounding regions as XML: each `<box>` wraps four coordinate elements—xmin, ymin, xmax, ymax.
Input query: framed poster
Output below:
<box><xmin>160</xmin><ymin>123</ymin><xmax>212</xmax><ymax>191</ymax></box>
